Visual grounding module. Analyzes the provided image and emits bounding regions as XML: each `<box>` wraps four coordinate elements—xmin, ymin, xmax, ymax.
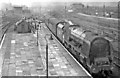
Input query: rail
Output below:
<box><xmin>0</xmin><ymin>19</ymin><xmax>20</xmax><ymax>45</ymax></box>
<box><xmin>77</xmin><ymin>13</ymin><xmax>119</xmax><ymax>21</ymax></box>
<box><xmin>72</xmin><ymin>15</ymin><xmax>118</xmax><ymax>32</ymax></box>
<box><xmin>0</xmin><ymin>22</ymin><xmax>10</xmax><ymax>45</ymax></box>
<box><xmin>69</xmin><ymin>16</ymin><xmax>118</xmax><ymax>41</ymax></box>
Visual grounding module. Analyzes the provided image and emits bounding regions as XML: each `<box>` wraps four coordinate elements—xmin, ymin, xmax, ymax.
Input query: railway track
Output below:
<box><xmin>67</xmin><ymin>12</ymin><xmax>118</xmax><ymax>42</ymax></box>
<box><xmin>76</xmin><ymin>13</ymin><xmax>118</xmax><ymax>29</ymax></box>
<box><xmin>0</xmin><ymin>21</ymin><xmax>11</xmax><ymax>77</ymax></box>
<box><xmin>0</xmin><ymin>18</ymin><xmax>20</xmax><ymax>46</ymax></box>
<box><xmin>68</xmin><ymin>16</ymin><xmax>118</xmax><ymax>42</ymax></box>
<box><xmin>77</xmin><ymin>13</ymin><xmax>119</xmax><ymax>21</ymax></box>
<box><xmin>0</xmin><ymin>22</ymin><xmax>10</xmax><ymax>45</ymax></box>
<box><xmin>70</xmin><ymin>15</ymin><xmax>118</xmax><ymax>32</ymax></box>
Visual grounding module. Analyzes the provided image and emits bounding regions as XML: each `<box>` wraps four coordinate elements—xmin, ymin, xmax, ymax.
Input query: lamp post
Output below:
<box><xmin>103</xmin><ymin>3</ymin><xmax>105</xmax><ymax>17</ymax></box>
<box><xmin>38</xmin><ymin>21</ymin><xmax>42</xmax><ymax>30</ymax></box>
<box><xmin>37</xmin><ymin>24</ymin><xmax>39</xmax><ymax>46</ymax></box>
<box><xmin>44</xmin><ymin>34</ymin><xmax>49</xmax><ymax>78</ymax></box>
<box><xmin>34</xmin><ymin>20</ymin><xmax>39</xmax><ymax>46</ymax></box>
<box><xmin>118</xmin><ymin>2</ymin><xmax>120</xmax><ymax>19</ymax></box>
<box><xmin>44</xmin><ymin>34</ymin><xmax>53</xmax><ymax>78</ymax></box>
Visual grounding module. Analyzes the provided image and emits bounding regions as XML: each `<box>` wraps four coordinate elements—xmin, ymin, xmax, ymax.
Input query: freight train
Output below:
<box><xmin>44</xmin><ymin>17</ymin><xmax>114</xmax><ymax>76</ymax></box>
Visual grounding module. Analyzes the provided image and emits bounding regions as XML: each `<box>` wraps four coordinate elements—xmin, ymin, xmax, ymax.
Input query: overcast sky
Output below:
<box><xmin>0</xmin><ymin>0</ymin><xmax>119</xmax><ymax>9</ymax></box>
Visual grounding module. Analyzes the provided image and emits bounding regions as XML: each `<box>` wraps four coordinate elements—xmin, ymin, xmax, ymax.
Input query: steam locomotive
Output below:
<box><xmin>45</xmin><ymin>17</ymin><xmax>114</xmax><ymax>76</ymax></box>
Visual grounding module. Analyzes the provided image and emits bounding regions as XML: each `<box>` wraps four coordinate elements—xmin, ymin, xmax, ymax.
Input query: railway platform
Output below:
<box><xmin>0</xmin><ymin>22</ymin><xmax>91</xmax><ymax>77</ymax></box>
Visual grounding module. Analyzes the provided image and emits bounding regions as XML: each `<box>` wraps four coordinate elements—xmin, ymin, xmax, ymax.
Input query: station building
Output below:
<box><xmin>14</xmin><ymin>19</ymin><xmax>31</xmax><ymax>33</ymax></box>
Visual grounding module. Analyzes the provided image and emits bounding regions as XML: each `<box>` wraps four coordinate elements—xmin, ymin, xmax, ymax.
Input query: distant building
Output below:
<box><xmin>13</xmin><ymin>6</ymin><xmax>31</xmax><ymax>14</ymax></box>
<box><xmin>13</xmin><ymin>6</ymin><xmax>23</xmax><ymax>13</ymax></box>
<box><xmin>71</xmin><ymin>3</ymin><xmax>85</xmax><ymax>12</ymax></box>
<box><xmin>72</xmin><ymin>3</ymin><xmax>84</xmax><ymax>8</ymax></box>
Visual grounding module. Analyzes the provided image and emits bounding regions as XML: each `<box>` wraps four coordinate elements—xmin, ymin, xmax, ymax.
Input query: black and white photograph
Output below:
<box><xmin>0</xmin><ymin>0</ymin><xmax>119</xmax><ymax>78</ymax></box>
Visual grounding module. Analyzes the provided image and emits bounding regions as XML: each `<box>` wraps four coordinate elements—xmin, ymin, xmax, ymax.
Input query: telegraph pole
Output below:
<box><xmin>103</xmin><ymin>3</ymin><xmax>105</xmax><ymax>17</ymax></box>
<box><xmin>118</xmin><ymin>1</ymin><xmax>120</xmax><ymax>37</ymax></box>
<box><xmin>39</xmin><ymin>5</ymin><xmax>41</xmax><ymax>30</ymax></box>
<box><xmin>118</xmin><ymin>2</ymin><xmax>120</xmax><ymax>18</ymax></box>
<box><xmin>40</xmin><ymin>5</ymin><xmax>41</xmax><ymax>19</ymax></box>
<box><xmin>44</xmin><ymin>35</ymin><xmax>49</xmax><ymax>78</ymax></box>
<box><xmin>36</xmin><ymin>22</ymin><xmax>39</xmax><ymax>46</ymax></box>
<box><xmin>37</xmin><ymin>25</ymin><xmax>39</xmax><ymax>46</ymax></box>
<box><xmin>65</xmin><ymin>2</ymin><xmax>67</xmax><ymax>19</ymax></box>
<box><xmin>46</xmin><ymin>43</ymin><xmax>48</xmax><ymax>78</ymax></box>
